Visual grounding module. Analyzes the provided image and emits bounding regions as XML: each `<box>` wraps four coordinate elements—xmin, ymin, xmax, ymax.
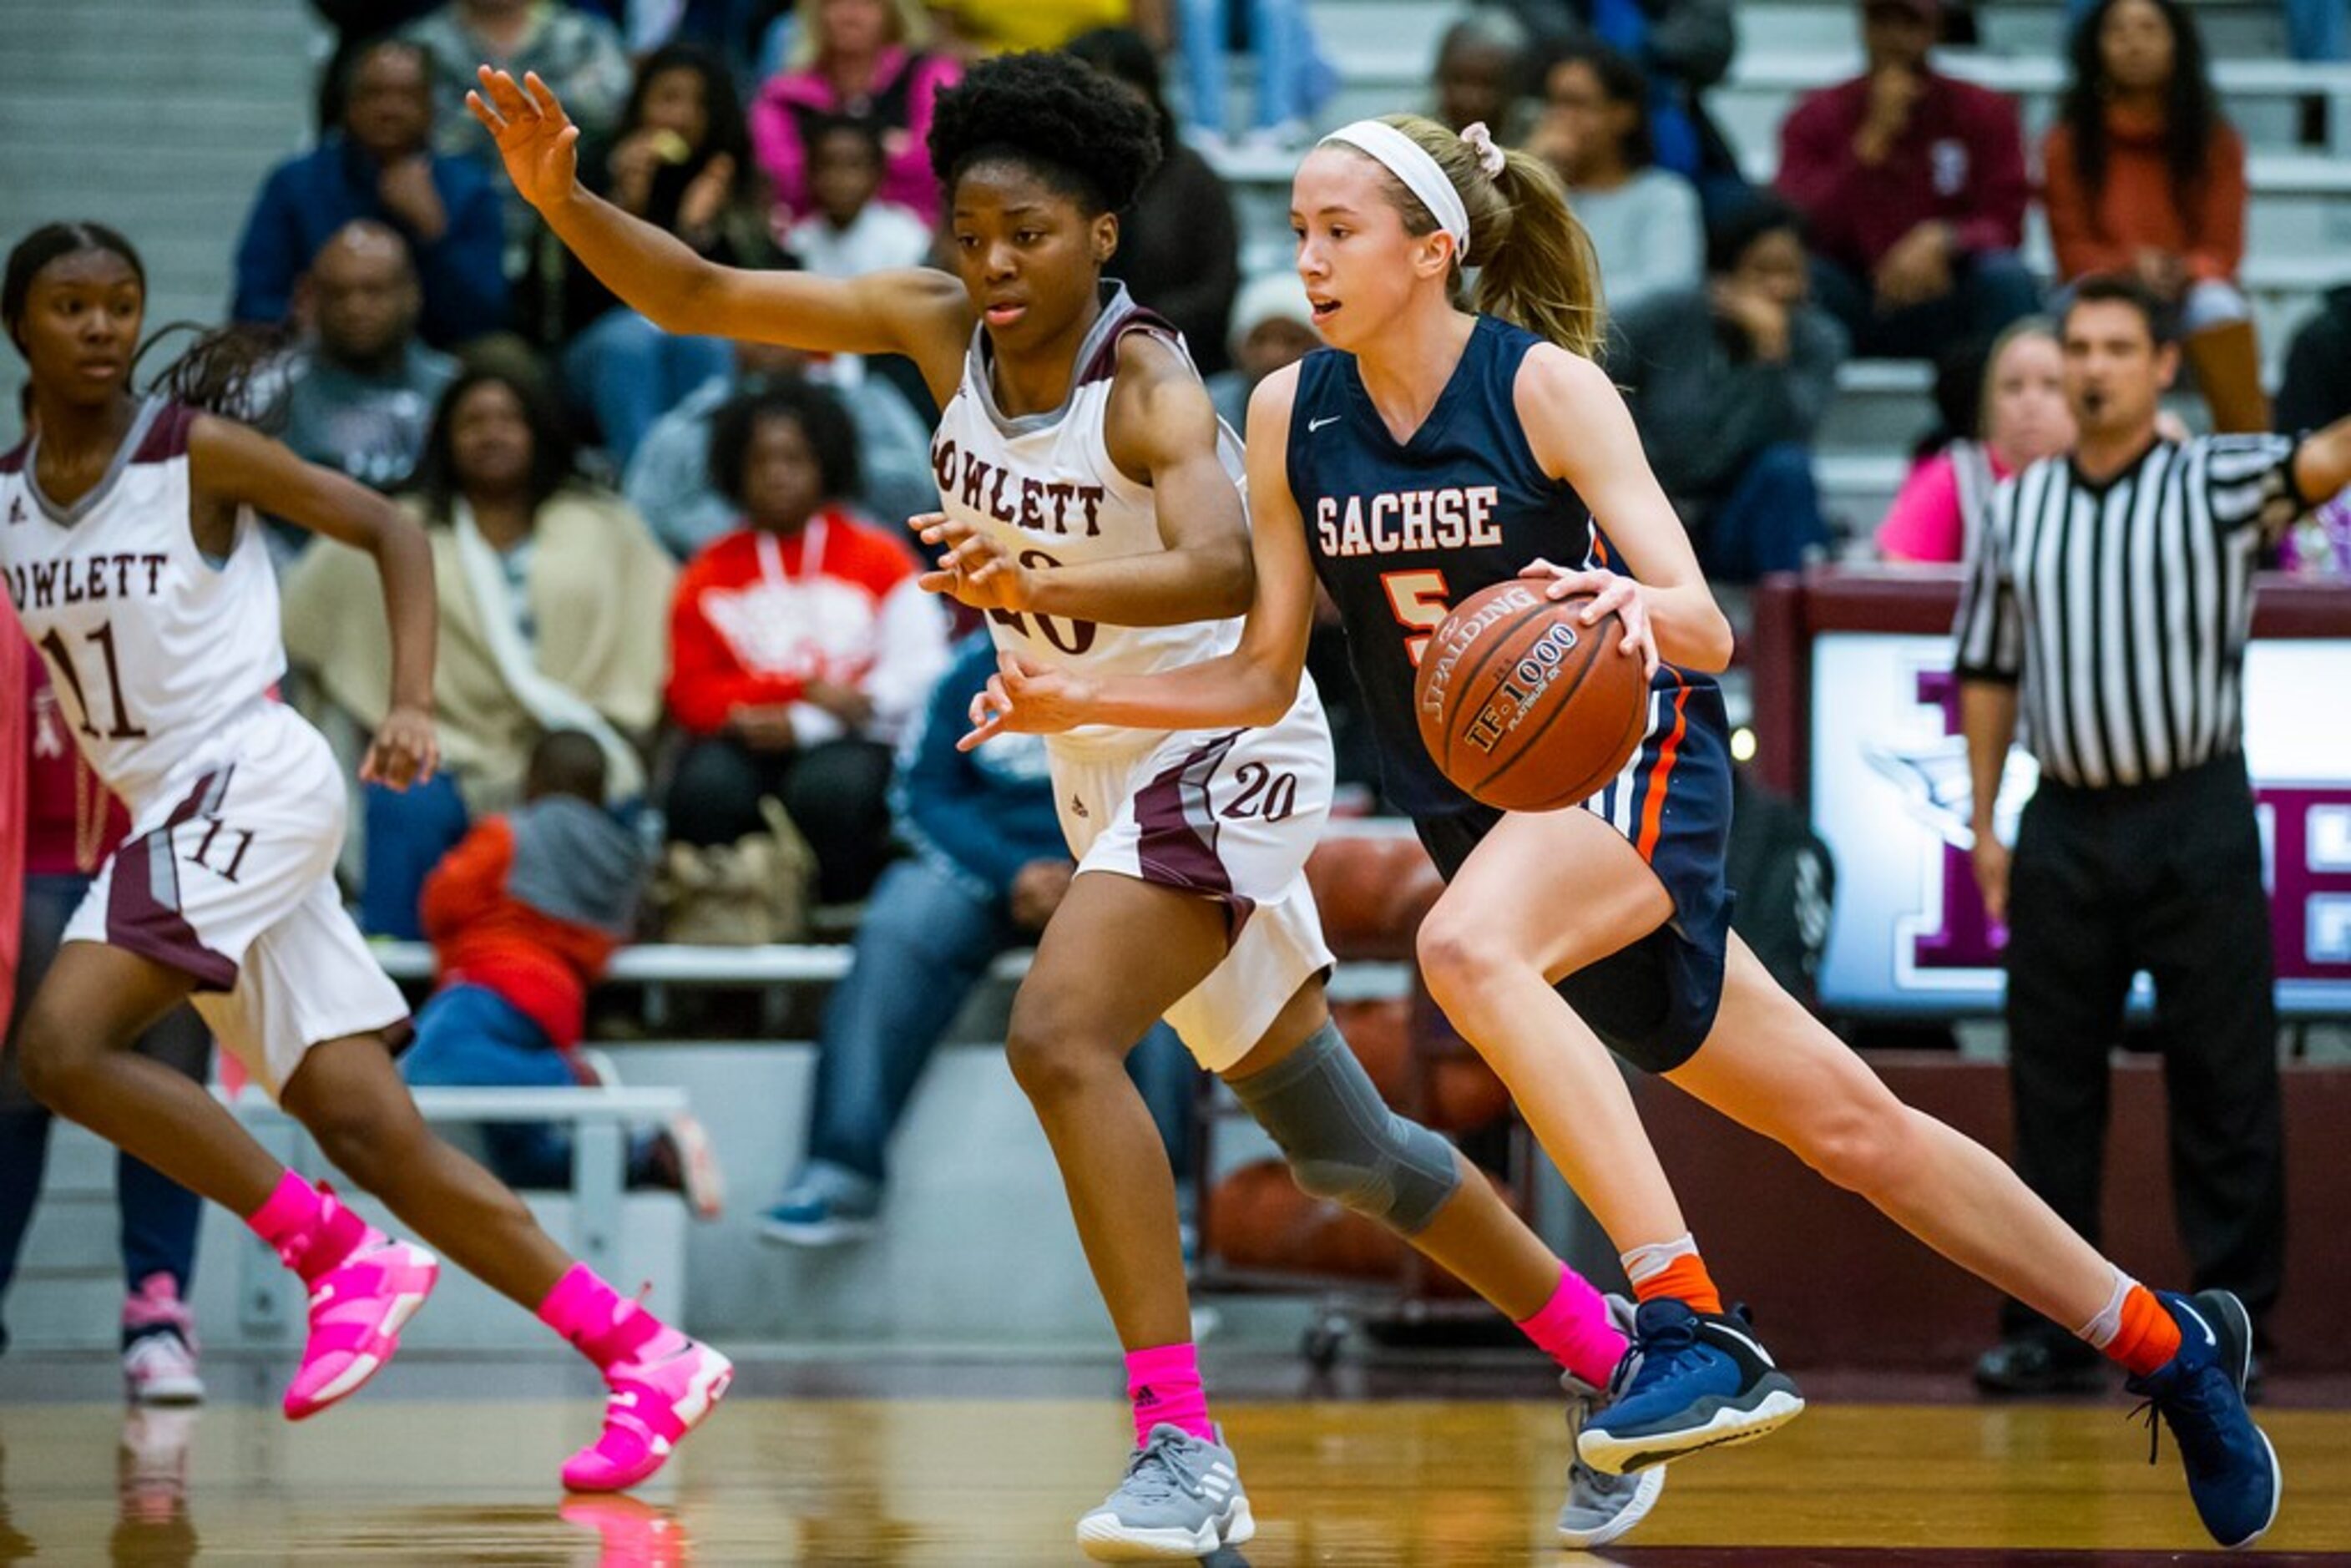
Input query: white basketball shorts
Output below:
<box><xmin>64</xmin><ymin>700</ymin><xmax>408</xmax><ymax>1098</ymax></box>
<box><xmin>1049</xmin><ymin>679</ymin><xmax>1337</xmax><ymax>1072</ymax></box>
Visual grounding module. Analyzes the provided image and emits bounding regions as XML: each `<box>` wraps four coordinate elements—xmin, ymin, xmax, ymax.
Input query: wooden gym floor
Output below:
<box><xmin>3</xmin><ymin>1353</ymin><xmax>2348</xmax><ymax>1565</ymax></box>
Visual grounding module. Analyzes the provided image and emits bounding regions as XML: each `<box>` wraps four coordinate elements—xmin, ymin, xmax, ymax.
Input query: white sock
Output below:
<box><xmin>2073</xmin><ymin>1267</ymin><xmax>2135</xmax><ymax>1350</ymax></box>
<box><xmin>1619</xmin><ymin>1232</ymin><xmax>1700</xmax><ymax>1290</ymax></box>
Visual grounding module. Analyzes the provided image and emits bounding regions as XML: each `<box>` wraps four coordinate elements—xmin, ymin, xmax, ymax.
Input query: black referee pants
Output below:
<box><xmin>1998</xmin><ymin>752</ymin><xmax>2286</xmax><ymax>1347</ymax></box>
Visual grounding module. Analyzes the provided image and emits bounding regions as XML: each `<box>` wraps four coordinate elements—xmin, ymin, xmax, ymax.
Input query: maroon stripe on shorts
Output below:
<box><xmin>106</xmin><ymin>769</ymin><xmax>238</xmax><ymax>993</ymax></box>
<box><xmin>1132</xmin><ymin>732</ymin><xmax>1256</xmax><ymax>932</ymax></box>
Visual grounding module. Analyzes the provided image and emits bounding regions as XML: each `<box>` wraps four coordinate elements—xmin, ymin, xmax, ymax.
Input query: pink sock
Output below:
<box><xmin>1124</xmin><ymin>1341</ymin><xmax>1214</xmax><ymax>1446</ymax></box>
<box><xmin>245</xmin><ymin>1171</ymin><xmax>369</xmax><ymax>1286</ymax></box>
<box><xmin>538</xmin><ymin>1263</ymin><xmax>686</xmax><ymax>1371</ymax></box>
<box><xmin>1516</xmin><ymin>1265</ymin><xmax>1629</xmax><ymax>1388</ymax></box>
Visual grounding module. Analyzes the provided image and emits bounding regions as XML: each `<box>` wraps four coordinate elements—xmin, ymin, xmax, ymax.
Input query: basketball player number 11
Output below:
<box><xmin>1383</xmin><ymin>569</ymin><xmax>1453</xmax><ymax>666</ymax></box>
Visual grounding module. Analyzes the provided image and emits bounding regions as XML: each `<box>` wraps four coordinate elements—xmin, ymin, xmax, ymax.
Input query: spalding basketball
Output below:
<box><xmin>1411</xmin><ymin>581</ymin><xmax>1649</xmax><ymax>814</ymax></box>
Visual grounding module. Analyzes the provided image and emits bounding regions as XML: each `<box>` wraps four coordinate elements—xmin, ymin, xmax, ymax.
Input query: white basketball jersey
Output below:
<box><xmin>930</xmin><ymin>285</ymin><xmax>1244</xmax><ymax>756</ymax></box>
<box><xmin>1</xmin><ymin>398</ymin><xmax>288</xmax><ymax>807</ymax></box>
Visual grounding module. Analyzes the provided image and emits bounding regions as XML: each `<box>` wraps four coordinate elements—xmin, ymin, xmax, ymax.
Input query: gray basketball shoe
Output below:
<box><xmin>1559</xmin><ymin>1369</ymin><xmax>1667</xmax><ymax>1547</ymax></box>
<box><xmin>1559</xmin><ymin>1292</ymin><xmax>1665</xmax><ymax>1548</ymax></box>
<box><xmin>1075</xmin><ymin>1422</ymin><xmax>1255</xmax><ymax>1561</ymax></box>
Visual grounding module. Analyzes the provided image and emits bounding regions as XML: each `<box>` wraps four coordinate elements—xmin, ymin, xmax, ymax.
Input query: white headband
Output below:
<box><xmin>1320</xmin><ymin>119</ymin><xmax>1486</xmax><ymax>262</ymax></box>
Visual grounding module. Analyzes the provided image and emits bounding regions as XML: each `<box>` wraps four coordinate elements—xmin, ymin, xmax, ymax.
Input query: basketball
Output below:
<box><xmin>1411</xmin><ymin>581</ymin><xmax>1650</xmax><ymax>813</ymax></box>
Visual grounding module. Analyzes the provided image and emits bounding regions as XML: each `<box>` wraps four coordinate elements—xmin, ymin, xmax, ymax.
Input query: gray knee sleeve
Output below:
<box><xmin>1225</xmin><ymin>1021</ymin><xmax>1462</xmax><ymax>1236</ymax></box>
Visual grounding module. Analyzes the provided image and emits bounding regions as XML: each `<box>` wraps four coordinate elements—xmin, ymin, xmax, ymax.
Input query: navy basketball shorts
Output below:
<box><xmin>1412</xmin><ymin>669</ymin><xmax>1735</xmax><ymax>1075</ymax></box>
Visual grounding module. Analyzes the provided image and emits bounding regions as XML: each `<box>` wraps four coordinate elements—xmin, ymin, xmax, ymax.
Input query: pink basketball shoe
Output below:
<box><xmin>560</xmin><ymin>1336</ymin><xmax>734</xmax><ymax>1492</ymax></box>
<box><xmin>281</xmin><ymin>1232</ymin><xmax>440</xmax><ymax>1421</ymax></box>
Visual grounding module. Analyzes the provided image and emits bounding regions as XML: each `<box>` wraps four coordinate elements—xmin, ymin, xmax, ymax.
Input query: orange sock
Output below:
<box><xmin>2106</xmin><ymin>1285</ymin><xmax>2183</xmax><ymax>1377</ymax></box>
<box><xmin>1631</xmin><ymin>1252</ymin><xmax>1723</xmax><ymax>1317</ymax></box>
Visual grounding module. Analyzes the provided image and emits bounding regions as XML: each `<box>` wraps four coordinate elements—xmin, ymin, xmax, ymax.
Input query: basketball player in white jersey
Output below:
<box><xmin>0</xmin><ymin>222</ymin><xmax>728</xmax><ymax>1491</ymax></box>
<box><xmin>472</xmin><ymin>54</ymin><xmax>1750</xmax><ymax>1556</ymax></box>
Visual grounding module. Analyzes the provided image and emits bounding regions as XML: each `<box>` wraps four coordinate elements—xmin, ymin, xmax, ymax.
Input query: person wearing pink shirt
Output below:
<box><xmin>749</xmin><ymin>0</ymin><xmax>962</xmax><ymax>228</ymax></box>
<box><xmin>1878</xmin><ymin>319</ymin><xmax>2071</xmax><ymax>564</ymax></box>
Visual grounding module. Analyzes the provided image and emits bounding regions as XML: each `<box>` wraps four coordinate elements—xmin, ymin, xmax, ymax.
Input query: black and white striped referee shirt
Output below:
<box><xmin>1952</xmin><ymin>434</ymin><xmax>2310</xmax><ymax>791</ymax></box>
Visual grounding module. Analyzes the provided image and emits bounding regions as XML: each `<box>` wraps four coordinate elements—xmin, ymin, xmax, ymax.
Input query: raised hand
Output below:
<box><xmin>377</xmin><ymin>154</ymin><xmax>448</xmax><ymax>240</ymax></box>
<box><xmin>467</xmin><ymin>68</ymin><xmax>581</xmax><ymax>212</ymax></box>
<box><xmin>679</xmin><ymin>152</ymin><xmax>737</xmax><ymax>237</ymax></box>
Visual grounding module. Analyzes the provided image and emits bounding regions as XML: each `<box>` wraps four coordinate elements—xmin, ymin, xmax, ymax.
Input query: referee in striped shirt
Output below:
<box><xmin>1955</xmin><ymin>275</ymin><xmax>2351</xmax><ymax>1395</ymax></box>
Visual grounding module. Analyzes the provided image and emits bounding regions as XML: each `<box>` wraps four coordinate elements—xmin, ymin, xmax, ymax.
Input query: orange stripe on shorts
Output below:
<box><xmin>1634</xmin><ymin>681</ymin><xmax>1691</xmax><ymax>863</ymax></box>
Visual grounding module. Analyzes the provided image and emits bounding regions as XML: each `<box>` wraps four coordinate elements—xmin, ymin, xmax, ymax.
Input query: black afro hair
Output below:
<box><xmin>927</xmin><ymin>49</ymin><xmax>1161</xmax><ymax>215</ymax></box>
<box><xmin>707</xmin><ymin>374</ymin><xmax>862</xmax><ymax>509</ymax></box>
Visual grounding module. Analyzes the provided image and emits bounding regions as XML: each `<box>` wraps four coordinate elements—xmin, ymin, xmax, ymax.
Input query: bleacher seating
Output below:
<box><xmin>0</xmin><ymin>0</ymin><xmax>319</xmax><ymax>419</ymax></box>
<box><xmin>1282</xmin><ymin>0</ymin><xmax>2351</xmax><ymax>531</ymax></box>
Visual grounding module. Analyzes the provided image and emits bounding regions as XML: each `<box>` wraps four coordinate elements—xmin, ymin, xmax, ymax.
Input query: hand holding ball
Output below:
<box><xmin>1411</xmin><ymin>581</ymin><xmax>1651</xmax><ymax>813</ymax></box>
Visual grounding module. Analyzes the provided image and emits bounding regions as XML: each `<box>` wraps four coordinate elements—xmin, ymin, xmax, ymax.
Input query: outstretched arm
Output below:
<box><xmin>1516</xmin><ymin>345</ymin><xmax>1736</xmax><ymax>674</ymax></box>
<box><xmin>189</xmin><ymin>415</ymin><xmax>438</xmax><ymax>788</ymax></box>
<box><xmin>469</xmin><ymin>69</ymin><xmax>968</xmax><ymax>379</ymax></box>
<box><xmin>958</xmin><ymin>367</ymin><xmax>1320</xmax><ymax>748</ymax></box>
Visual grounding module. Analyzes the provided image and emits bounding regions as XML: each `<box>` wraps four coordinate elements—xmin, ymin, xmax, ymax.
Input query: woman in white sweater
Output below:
<box><xmin>1529</xmin><ymin>43</ymin><xmax>1702</xmax><ymax>312</ymax></box>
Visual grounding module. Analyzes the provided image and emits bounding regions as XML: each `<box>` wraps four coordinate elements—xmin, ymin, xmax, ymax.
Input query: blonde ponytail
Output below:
<box><xmin>1474</xmin><ymin>145</ymin><xmax>1606</xmax><ymax>361</ymax></box>
<box><xmin>1337</xmin><ymin>115</ymin><xmax>1607</xmax><ymax>362</ymax></box>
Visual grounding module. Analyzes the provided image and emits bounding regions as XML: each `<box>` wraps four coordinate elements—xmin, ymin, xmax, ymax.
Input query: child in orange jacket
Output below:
<box><xmin>399</xmin><ymin>731</ymin><xmax>721</xmax><ymax>1217</ymax></box>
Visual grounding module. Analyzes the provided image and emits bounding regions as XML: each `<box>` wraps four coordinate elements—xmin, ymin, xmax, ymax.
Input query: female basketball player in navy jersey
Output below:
<box><xmin>963</xmin><ymin>117</ymin><xmax>2280</xmax><ymax>1546</ymax></box>
<box><xmin>475</xmin><ymin>55</ymin><xmax>1724</xmax><ymax>1555</ymax></box>
<box><xmin>1</xmin><ymin>222</ymin><xmax>730</xmax><ymax>1493</ymax></box>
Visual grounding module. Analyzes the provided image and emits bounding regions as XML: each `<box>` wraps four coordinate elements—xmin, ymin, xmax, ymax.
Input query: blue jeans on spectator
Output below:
<box><xmin>805</xmin><ymin>856</ymin><xmax>1196</xmax><ymax>1186</ymax></box>
<box><xmin>400</xmin><ymin>983</ymin><xmax>663</xmax><ymax>1189</ymax></box>
<box><xmin>1179</xmin><ymin>0</ymin><xmax>1329</xmax><ymax>135</ymax></box>
<box><xmin>361</xmin><ymin>771</ymin><xmax>470</xmax><ymax>939</ymax></box>
<box><xmin>1694</xmin><ymin>442</ymin><xmax>1828</xmax><ymax>582</ymax></box>
<box><xmin>1810</xmin><ymin>249</ymin><xmax>2042</xmax><ymax>360</ymax></box>
<box><xmin>561</xmin><ymin>308</ymin><xmax>734</xmax><ymax>465</ymax></box>
<box><xmin>0</xmin><ymin>876</ymin><xmax>208</xmax><ymax>1354</ymax></box>
<box><xmin>2065</xmin><ymin>0</ymin><xmax>2345</xmax><ymax>59</ymax></box>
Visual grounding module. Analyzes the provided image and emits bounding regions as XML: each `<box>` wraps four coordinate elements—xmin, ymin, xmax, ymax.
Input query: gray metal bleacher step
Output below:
<box><xmin>0</xmin><ymin>0</ymin><xmax>322</xmax><ymax>423</ymax></box>
<box><xmin>367</xmin><ymin>939</ymin><xmax>1419</xmax><ymax>1004</ymax></box>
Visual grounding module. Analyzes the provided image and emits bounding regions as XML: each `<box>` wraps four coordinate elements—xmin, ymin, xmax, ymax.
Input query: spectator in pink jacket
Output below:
<box><xmin>750</xmin><ymin>0</ymin><xmax>962</xmax><ymax>228</ymax></box>
<box><xmin>1878</xmin><ymin>319</ymin><xmax>2071</xmax><ymax>564</ymax></box>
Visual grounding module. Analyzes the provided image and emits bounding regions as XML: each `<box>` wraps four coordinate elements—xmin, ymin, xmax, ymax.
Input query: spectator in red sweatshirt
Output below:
<box><xmin>400</xmin><ymin>731</ymin><xmax>722</xmax><ymax>1217</ymax></box>
<box><xmin>662</xmin><ymin>379</ymin><xmax>948</xmax><ymax>903</ymax></box>
<box><xmin>1776</xmin><ymin>0</ymin><xmax>2040</xmax><ymax>358</ymax></box>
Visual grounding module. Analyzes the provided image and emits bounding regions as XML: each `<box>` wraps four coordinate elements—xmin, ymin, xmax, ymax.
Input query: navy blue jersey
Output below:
<box><xmin>1288</xmin><ymin>314</ymin><xmax>1607</xmax><ymax>816</ymax></box>
<box><xmin>1287</xmin><ymin>315</ymin><xmax>1737</xmax><ymax>1072</ymax></box>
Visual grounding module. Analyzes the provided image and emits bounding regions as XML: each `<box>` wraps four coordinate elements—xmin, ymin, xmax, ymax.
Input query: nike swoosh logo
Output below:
<box><xmin>1703</xmin><ymin>1323</ymin><xmax>1777</xmax><ymax>1368</ymax></box>
<box><xmin>1307</xmin><ymin>415</ymin><xmax>1340</xmax><ymax>432</ymax></box>
<box><xmin>2177</xmin><ymin>1301</ymin><xmax>2219</xmax><ymax>1348</ymax></box>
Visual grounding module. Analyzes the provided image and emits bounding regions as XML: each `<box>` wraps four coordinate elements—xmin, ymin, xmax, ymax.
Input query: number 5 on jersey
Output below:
<box><xmin>1383</xmin><ymin>569</ymin><xmax>1453</xmax><ymax>665</ymax></box>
